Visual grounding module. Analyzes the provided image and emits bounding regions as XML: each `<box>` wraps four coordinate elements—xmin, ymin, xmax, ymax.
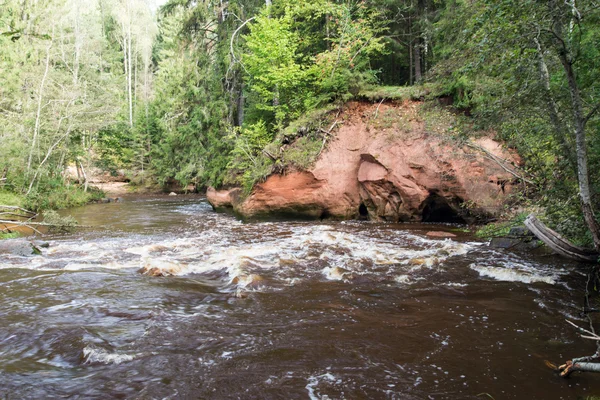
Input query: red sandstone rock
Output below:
<box><xmin>426</xmin><ymin>231</ymin><xmax>458</xmax><ymax>238</ymax></box>
<box><xmin>206</xmin><ymin>101</ymin><xmax>522</xmax><ymax>222</ymax></box>
<box><xmin>206</xmin><ymin>187</ymin><xmax>241</xmax><ymax>209</ymax></box>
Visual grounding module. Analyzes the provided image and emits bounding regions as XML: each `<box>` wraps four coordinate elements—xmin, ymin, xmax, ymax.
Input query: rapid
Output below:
<box><xmin>0</xmin><ymin>196</ymin><xmax>598</xmax><ymax>399</ymax></box>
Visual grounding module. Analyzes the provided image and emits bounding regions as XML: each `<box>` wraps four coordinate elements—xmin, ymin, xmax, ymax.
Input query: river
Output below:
<box><xmin>0</xmin><ymin>196</ymin><xmax>598</xmax><ymax>399</ymax></box>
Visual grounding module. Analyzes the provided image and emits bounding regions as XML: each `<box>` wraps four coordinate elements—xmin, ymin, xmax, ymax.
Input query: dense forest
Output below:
<box><xmin>1</xmin><ymin>0</ymin><xmax>599</xmax><ymax>247</ymax></box>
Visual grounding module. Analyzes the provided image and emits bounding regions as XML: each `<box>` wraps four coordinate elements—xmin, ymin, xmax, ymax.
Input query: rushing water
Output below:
<box><xmin>1</xmin><ymin>196</ymin><xmax>599</xmax><ymax>399</ymax></box>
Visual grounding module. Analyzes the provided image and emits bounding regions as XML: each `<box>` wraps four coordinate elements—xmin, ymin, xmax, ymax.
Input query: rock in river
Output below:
<box><xmin>0</xmin><ymin>239</ymin><xmax>42</xmax><ymax>256</ymax></box>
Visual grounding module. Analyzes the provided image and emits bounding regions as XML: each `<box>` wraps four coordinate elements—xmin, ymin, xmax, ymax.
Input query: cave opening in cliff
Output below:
<box><xmin>421</xmin><ymin>194</ymin><xmax>465</xmax><ymax>223</ymax></box>
<box><xmin>358</xmin><ymin>203</ymin><xmax>369</xmax><ymax>219</ymax></box>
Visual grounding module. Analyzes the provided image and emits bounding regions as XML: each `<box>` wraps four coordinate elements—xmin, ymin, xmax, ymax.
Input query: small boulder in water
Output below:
<box><xmin>168</xmin><ymin>192</ymin><xmax>177</xmax><ymax>196</ymax></box>
<box><xmin>0</xmin><ymin>239</ymin><xmax>41</xmax><ymax>256</ymax></box>
<box><xmin>138</xmin><ymin>259</ymin><xmax>182</xmax><ymax>277</ymax></box>
<box><xmin>508</xmin><ymin>226</ymin><xmax>533</xmax><ymax>237</ymax></box>
<box><xmin>33</xmin><ymin>240</ymin><xmax>50</xmax><ymax>249</ymax></box>
<box><xmin>436</xmin><ymin>249</ymin><xmax>450</xmax><ymax>257</ymax></box>
<box><xmin>323</xmin><ymin>266</ymin><xmax>349</xmax><ymax>280</ymax></box>
<box><xmin>489</xmin><ymin>237</ymin><xmax>521</xmax><ymax>249</ymax></box>
<box><xmin>426</xmin><ymin>231</ymin><xmax>457</xmax><ymax>238</ymax></box>
<box><xmin>233</xmin><ymin>273</ymin><xmax>265</xmax><ymax>289</ymax></box>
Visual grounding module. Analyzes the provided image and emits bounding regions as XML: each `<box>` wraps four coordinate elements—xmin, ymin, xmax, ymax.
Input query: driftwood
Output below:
<box><xmin>0</xmin><ymin>206</ymin><xmax>38</xmax><ymax>230</ymax></box>
<box><xmin>557</xmin><ymin>320</ymin><xmax>600</xmax><ymax>377</ymax></box>
<box><xmin>524</xmin><ymin>214</ymin><xmax>599</xmax><ymax>262</ymax></box>
<box><xmin>0</xmin><ymin>205</ymin><xmax>81</xmax><ymax>235</ymax></box>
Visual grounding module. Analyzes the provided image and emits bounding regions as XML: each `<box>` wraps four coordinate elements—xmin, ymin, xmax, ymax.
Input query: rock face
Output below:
<box><xmin>207</xmin><ymin>101</ymin><xmax>522</xmax><ymax>222</ymax></box>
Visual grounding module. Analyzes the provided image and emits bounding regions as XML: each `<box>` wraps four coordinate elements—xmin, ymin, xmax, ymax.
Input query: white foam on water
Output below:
<box><xmin>306</xmin><ymin>372</ymin><xmax>337</xmax><ymax>400</ymax></box>
<box><xmin>470</xmin><ymin>261</ymin><xmax>563</xmax><ymax>285</ymax></box>
<box><xmin>46</xmin><ymin>300</ymin><xmax>86</xmax><ymax>312</ymax></box>
<box><xmin>4</xmin><ymin>225</ymin><xmax>479</xmax><ymax>295</ymax></box>
<box><xmin>443</xmin><ymin>282</ymin><xmax>467</xmax><ymax>287</ymax></box>
<box><xmin>82</xmin><ymin>346</ymin><xmax>134</xmax><ymax>365</ymax></box>
<box><xmin>6</xmin><ymin>220</ymin><xmax>570</xmax><ymax>294</ymax></box>
<box><xmin>321</xmin><ymin>267</ymin><xmax>349</xmax><ymax>281</ymax></box>
<box><xmin>63</xmin><ymin>261</ymin><xmax>139</xmax><ymax>271</ymax></box>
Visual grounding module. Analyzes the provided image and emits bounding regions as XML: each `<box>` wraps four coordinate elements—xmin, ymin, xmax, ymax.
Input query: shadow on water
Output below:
<box><xmin>0</xmin><ymin>195</ymin><xmax>597</xmax><ymax>399</ymax></box>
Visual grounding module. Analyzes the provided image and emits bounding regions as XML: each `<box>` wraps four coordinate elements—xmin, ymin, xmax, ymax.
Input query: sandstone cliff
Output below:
<box><xmin>208</xmin><ymin>101</ymin><xmax>522</xmax><ymax>222</ymax></box>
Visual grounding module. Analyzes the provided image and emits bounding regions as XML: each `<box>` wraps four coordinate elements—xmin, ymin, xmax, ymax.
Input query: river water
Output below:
<box><xmin>1</xmin><ymin>196</ymin><xmax>599</xmax><ymax>399</ymax></box>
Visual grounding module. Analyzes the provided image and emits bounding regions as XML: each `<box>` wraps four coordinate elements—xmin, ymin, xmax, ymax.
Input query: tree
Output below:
<box><xmin>430</xmin><ymin>0</ymin><xmax>600</xmax><ymax>248</ymax></box>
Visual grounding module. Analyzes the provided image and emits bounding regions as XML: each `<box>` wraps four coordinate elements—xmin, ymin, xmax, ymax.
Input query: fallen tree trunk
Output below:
<box><xmin>524</xmin><ymin>214</ymin><xmax>599</xmax><ymax>262</ymax></box>
<box><xmin>0</xmin><ymin>205</ymin><xmax>37</xmax><ymax>218</ymax></box>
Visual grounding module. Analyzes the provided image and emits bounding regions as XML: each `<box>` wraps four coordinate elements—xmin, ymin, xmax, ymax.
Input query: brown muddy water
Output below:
<box><xmin>1</xmin><ymin>196</ymin><xmax>599</xmax><ymax>399</ymax></box>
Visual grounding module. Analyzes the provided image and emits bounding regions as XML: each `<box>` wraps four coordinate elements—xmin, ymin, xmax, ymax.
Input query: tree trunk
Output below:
<box><xmin>28</xmin><ymin>34</ymin><xmax>53</xmax><ymax>172</ymax></box>
<box><xmin>533</xmin><ymin>37</ymin><xmax>576</xmax><ymax>172</ymax></box>
<box><xmin>121</xmin><ymin>21</ymin><xmax>129</xmax><ymax>125</ymax></box>
<box><xmin>127</xmin><ymin>7</ymin><xmax>133</xmax><ymax>127</ymax></box>
<box><xmin>408</xmin><ymin>17</ymin><xmax>413</xmax><ymax>85</ymax></box>
<box><xmin>237</xmin><ymin>84</ymin><xmax>245</xmax><ymax>127</ymax></box>
<box><xmin>558</xmin><ymin>45</ymin><xmax>600</xmax><ymax>251</ymax></box>
<box><xmin>414</xmin><ymin>40</ymin><xmax>422</xmax><ymax>83</ymax></box>
<box><xmin>73</xmin><ymin>1</ymin><xmax>81</xmax><ymax>85</ymax></box>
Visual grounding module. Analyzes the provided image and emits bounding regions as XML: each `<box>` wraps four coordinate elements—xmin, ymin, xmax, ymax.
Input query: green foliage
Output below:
<box><xmin>0</xmin><ymin>191</ymin><xmax>24</xmax><ymax>207</ymax></box>
<box><xmin>96</xmin><ymin>123</ymin><xmax>137</xmax><ymax>172</ymax></box>
<box><xmin>144</xmin><ymin>3</ymin><xmax>233</xmax><ymax>189</ymax></box>
<box><xmin>242</xmin><ymin>1</ymin><xmax>386</xmax><ymax>129</ymax></box>
<box><xmin>227</xmin><ymin>121</ymin><xmax>274</xmax><ymax>193</ymax></box>
<box><xmin>418</xmin><ymin>103</ymin><xmax>462</xmax><ymax>137</ymax></box>
<box><xmin>359</xmin><ymin>85</ymin><xmax>432</xmax><ymax>102</ymax></box>
<box><xmin>1</xmin><ymin>0</ymin><xmax>598</xmax><ymax>251</ymax></box>
<box><xmin>0</xmin><ymin>232</ymin><xmax>20</xmax><ymax>240</ymax></box>
<box><xmin>0</xmin><ymin>0</ymin><xmax>145</xmax><ymax>209</ymax></box>
<box><xmin>282</xmin><ymin>136</ymin><xmax>323</xmax><ymax>170</ymax></box>
<box><xmin>541</xmin><ymin>198</ymin><xmax>593</xmax><ymax>248</ymax></box>
<box><xmin>42</xmin><ymin>209</ymin><xmax>78</xmax><ymax>233</ymax></box>
<box><xmin>24</xmin><ymin>183</ymin><xmax>104</xmax><ymax>212</ymax></box>
<box><xmin>475</xmin><ymin>213</ymin><xmax>528</xmax><ymax>240</ymax></box>
<box><xmin>243</xmin><ymin>12</ymin><xmax>311</xmax><ymax>127</ymax></box>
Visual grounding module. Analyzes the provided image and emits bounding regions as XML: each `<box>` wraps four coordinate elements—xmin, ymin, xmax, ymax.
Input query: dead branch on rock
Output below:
<box><xmin>373</xmin><ymin>98</ymin><xmax>385</xmax><ymax>119</ymax></box>
<box><xmin>318</xmin><ymin>120</ymin><xmax>339</xmax><ymax>157</ymax></box>
<box><xmin>465</xmin><ymin>142</ymin><xmax>535</xmax><ymax>185</ymax></box>
<box><xmin>319</xmin><ymin>120</ymin><xmax>339</xmax><ymax>136</ymax></box>
<box><xmin>262</xmin><ymin>148</ymin><xmax>278</xmax><ymax>161</ymax></box>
